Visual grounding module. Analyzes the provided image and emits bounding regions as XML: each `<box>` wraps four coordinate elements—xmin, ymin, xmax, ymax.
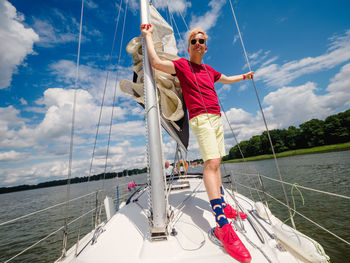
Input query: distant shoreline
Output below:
<box><xmin>223</xmin><ymin>142</ymin><xmax>350</xmax><ymax>163</ymax></box>
<box><xmin>0</xmin><ymin>172</ymin><xmax>138</xmax><ymax>195</ymax></box>
<box><xmin>2</xmin><ymin>142</ymin><xmax>349</xmax><ymax>194</ymax></box>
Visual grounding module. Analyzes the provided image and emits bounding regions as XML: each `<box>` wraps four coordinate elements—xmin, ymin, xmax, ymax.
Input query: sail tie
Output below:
<box><xmin>284</xmin><ymin>183</ymin><xmax>305</xmax><ymax>224</ymax></box>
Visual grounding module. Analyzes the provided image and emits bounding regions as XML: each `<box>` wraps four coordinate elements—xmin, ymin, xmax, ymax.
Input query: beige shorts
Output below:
<box><xmin>189</xmin><ymin>113</ymin><xmax>226</xmax><ymax>162</ymax></box>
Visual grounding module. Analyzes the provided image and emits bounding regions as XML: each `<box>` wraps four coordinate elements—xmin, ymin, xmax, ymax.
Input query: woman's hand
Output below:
<box><xmin>140</xmin><ymin>24</ymin><xmax>153</xmax><ymax>37</ymax></box>
<box><xmin>243</xmin><ymin>71</ymin><xmax>254</xmax><ymax>80</ymax></box>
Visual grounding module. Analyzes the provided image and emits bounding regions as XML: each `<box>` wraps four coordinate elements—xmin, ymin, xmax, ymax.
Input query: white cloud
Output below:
<box><xmin>255</xmin><ymin>30</ymin><xmax>350</xmax><ymax>87</ymax></box>
<box><xmin>217</xmin><ymin>84</ymin><xmax>232</xmax><ymax>95</ymax></box>
<box><xmin>128</xmin><ymin>0</ymin><xmax>190</xmax><ymax>14</ymax></box>
<box><xmin>0</xmin><ymin>159</ymin><xmax>72</xmax><ymax>185</ymax></box>
<box><xmin>19</xmin><ymin>98</ymin><xmax>28</xmax><ymax>105</ymax></box>
<box><xmin>174</xmin><ymin>0</ymin><xmax>226</xmax><ymax>55</ymax></box>
<box><xmin>0</xmin><ymin>86</ymin><xmax>147</xmax><ymax>186</ymax></box>
<box><xmin>32</xmin><ymin>8</ymin><xmax>102</xmax><ymax>48</ymax></box>
<box><xmin>0</xmin><ymin>137</ymin><xmax>148</xmax><ymax>186</ymax></box>
<box><xmin>85</xmin><ymin>0</ymin><xmax>98</xmax><ymax>9</ymax></box>
<box><xmin>221</xmin><ymin>107</ymin><xmax>265</xmax><ymax>144</ymax></box>
<box><xmin>0</xmin><ymin>0</ymin><xmax>39</xmax><ymax>89</ymax></box>
<box><xmin>32</xmin><ymin>18</ymin><xmax>76</xmax><ymax>47</ymax></box>
<box><xmin>0</xmin><ymin>106</ymin><xmax>27</xmax><ymax>146</ymax></box>
<box><xmin>0</xmin><ymin>150</ymin><xmax>25</xmax><ymax>162</ymax></box>
<box><xmin>57</xmin><ymin>59</ymin><xmax>349</xmax><ymax>168</ymax></box>
<box><xmin>36</xmin><ymin>88</ymin><xmax>131</xmax><ymax>140</ymax></box>
<box><xmin>245</xmin><ymin>50</ymin><xmax>278</xmax><ymax>69</ymax></box>
<box><xmin>0</xmin><ymin>50</ymin><xmax>150</xmax><ymax>186</ymax></box>
<box><xmin>222</xmin><ymin>63</ymin><xmax>350</xmax><ymax>146</ymax></box>
<box><xmin>49</xmin><ymin>59</ymin><xmax>133</xmax><ymax>105</ymax></box>
<box><xmin>189</xmin><ymin>0</ymin><xmax>226</xmax><ymax>34</ymax></box>
<box><xmin>152</xmin><ymin>0</ymin><xmax>191</xmax><ymax>14</ymax></box>
<box><xmin>323</xmin><ymin>63</ymin><xmax>350</xmax><ymax>109</ymax></box>
<box><xmin>262</xmin><ymin>63</ymin><xmax>350</xmax><ymax>128</ymax></box>
<box><xmin>0</xmin><ymin>87</ymin><xmax>130</xmax><ymax>150</ymax></box>
<box><xmin>262</xmin><ymin>82</ymin><xmax>328</xmax><ymax>128</ymax></box>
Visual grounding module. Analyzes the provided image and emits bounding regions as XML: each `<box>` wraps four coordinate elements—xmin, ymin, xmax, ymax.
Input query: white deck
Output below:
<box><xmin>57</xmin><ymin>177</ymin><xmax>310</xmax><ymax>263</ymax></box>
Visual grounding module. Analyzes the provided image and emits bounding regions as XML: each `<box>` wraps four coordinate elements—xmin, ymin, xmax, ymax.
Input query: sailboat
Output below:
<box><xmin>3</xmin><ymin>1</ymin><xmax>345</xmax><ymax>263</ymax></box>
<box><xmin>51</xmin><ymin>1</ymin><xmax>331</xmax><ymax>263</ymax></box>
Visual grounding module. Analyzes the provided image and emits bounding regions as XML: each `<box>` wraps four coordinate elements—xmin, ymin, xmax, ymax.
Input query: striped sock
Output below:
<box><xmin>220</xmin><ymin>186</ymin><xmax>227</xmax><ymax>208</ymax></box>
<box><xmin>210</xmin><ymin>198</ymin><xmax>229</xmax><ymax>228</ymax></box>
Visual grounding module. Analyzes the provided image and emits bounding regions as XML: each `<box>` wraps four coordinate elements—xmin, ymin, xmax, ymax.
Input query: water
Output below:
<box><xmin>0</xmin><ymin>151</ymin><xmax>349</xmax><ymax>263</ymax></box>
<box><xmin>221</xmin><ymin>150</ymin><xmax>350</xmax><ymax>263</ymax></box>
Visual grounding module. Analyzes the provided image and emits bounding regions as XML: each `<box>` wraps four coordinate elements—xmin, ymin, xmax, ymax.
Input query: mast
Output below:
<box><xmin>140</xmin><ymin>0</ymin><xmax>168</xmax><ymax>240</ymax></box>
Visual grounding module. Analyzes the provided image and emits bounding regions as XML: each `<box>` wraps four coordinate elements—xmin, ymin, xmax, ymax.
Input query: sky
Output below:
<box><xmin>0</xmin><ymin>0</ymin><xmax>349</xmax><ymax>187</ymax></box>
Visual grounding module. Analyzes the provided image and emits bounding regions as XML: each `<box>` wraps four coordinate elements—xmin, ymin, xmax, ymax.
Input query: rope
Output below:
<box><xmin>259</xmin><ymin>174</ymin><xmax>350</xmax><ymax>200</ymax></box>
<box><xmin>231</xmin><ymin>180</ymin><xmax>350</xmax><ymax>248</ymax></box>
<box><xmin>173</xmin><ymin>220</ymin><xmax>205</xmax><ymax>251</ymax></box>
<box><xmin>170</xmin><ymin>179</ymin><xmax>203</xmax><ymax>225</ymax></box>
<box><xmin>144</xmin><ymin>104</ymin><xmax>157</xmax><ymax>119</ymax></box>
<box><xmin>284</xmin><ymin>184</ymin><xmax>305</xmax><ymax>224</ymax></box>
<box><xmin>264</xmin><ymin>191</ymin><xmax>350</xmax><ymax>246</ymax></box>
<box><xmin>227</xmin><ymin>0</ymin><xmax>296</xmax><ymax>229</ymax></box>
<box><xmin>232</xmin><ymin>171</ymin><xmax>350</xmax><ymax>200</ymax></box>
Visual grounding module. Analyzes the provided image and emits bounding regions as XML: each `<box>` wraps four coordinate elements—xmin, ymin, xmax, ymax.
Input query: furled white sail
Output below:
<box><xmin>120</xmin><ymin>5</ymin><xmax>189</xmax><ymax>150</ymax></box>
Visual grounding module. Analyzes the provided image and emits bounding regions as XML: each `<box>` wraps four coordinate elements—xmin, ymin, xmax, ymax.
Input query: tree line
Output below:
<box><xmin>0</xmin><ymin>168</ymin><xmax>148</xmax><ymax>195</ymax></box>
<box><xmin>222</xmin><ymin>109</ymin><xmax>350</xmax><ymax>161</ymax></box>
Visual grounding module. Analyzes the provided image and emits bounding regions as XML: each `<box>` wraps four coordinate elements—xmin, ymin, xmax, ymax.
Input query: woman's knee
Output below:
<box><xmin>204</xmin><ymin>158</ymin><xmax>221</xmax><ymax>170</ymax></box>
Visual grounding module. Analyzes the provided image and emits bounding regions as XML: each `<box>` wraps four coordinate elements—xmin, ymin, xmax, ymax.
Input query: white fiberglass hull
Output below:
<box><xmin>56</xmin><ymin>177</ymin><xmax>324</xmax><ymax>263</ymax></box>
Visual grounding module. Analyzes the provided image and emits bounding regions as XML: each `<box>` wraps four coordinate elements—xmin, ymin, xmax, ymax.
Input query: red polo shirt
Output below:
<box><xmin>172</xmin><ymin>58</ymin><xmax>222</xmax><ymax>120</ymax></box>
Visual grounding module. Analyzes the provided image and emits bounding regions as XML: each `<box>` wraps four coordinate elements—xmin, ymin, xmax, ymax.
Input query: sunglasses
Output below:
<box><xmin>190</xmin><ymin>38</ymin><xmax>205</xmax><ymax>45</ymax></box>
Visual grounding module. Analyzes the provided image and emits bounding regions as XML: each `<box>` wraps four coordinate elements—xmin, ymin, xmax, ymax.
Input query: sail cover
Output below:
<box><xmin>120</xmin><ymin>5</ymin><xmax>189</xmax><ymax>150</ymax></box>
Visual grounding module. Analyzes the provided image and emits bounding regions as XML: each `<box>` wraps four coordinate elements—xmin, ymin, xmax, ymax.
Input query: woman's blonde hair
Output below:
<box><xmin>187</xmin><ymin>27</ymin><xmax>208</xmax><ymax>47</ymax></box>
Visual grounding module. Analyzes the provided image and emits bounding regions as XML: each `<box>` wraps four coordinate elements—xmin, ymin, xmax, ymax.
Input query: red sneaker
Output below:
<box><xmin>214</xmin><ymin>224</ymin><xmax>252</xmax><ymax>262</ymax></box>
<box><xmin>223</xmin><ymin>204</ymin><xmax>247</xmax><ymax>220</ymax></box>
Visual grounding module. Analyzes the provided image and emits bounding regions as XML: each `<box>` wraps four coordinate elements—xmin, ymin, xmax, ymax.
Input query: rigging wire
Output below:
<box><xmin>218</xmin><ymin>98</ymin><xmax>263</xmax><ymax>202</ymax></box>
<box><xmin>264</xmin><ymin>191</ymin><xmax>350</xmax><ymax>246</ymax></box>
<box><xmin>97</xmin><ymin>0</ymin><xmax>130</xmax><ymax>221</ymax></box>
<box><xmin>4</xmin><ymin>205</ymin><xmax>99</xmax><ymax>263</ymax></box>
<box><xmin>230</xmin><ymin>176</ymin><xmax>350</xmax><ymax>247</ymax></box>
<box><xmin>85</xmin><ymin>0</ymin><xmax>125</xmax><ymax>199</ymax></box>
<box><xmin>254</xmin><ymin>173</ymin><xmax>350</xmax><ymax>200</ymax></box>
<box><xmin>75</xmin><ymin>0</ymin><xmax>125</xmax><ymax>252</ymax></box>
<box><xmin>101</xmin><ymin>0</ymin><xmax>129</xmax><ymax>188</ymax></box>
<box><xmin>0</xmin><ymin>191</ymin><xmax>98</xmax><ymax>227</ymax></box>
<box><xmin>227</xmin><ymin>0</ymin><xmax>297</xmax><ymax>229</ymax></box>
<box><xmin>61</xmin><ymin>0</ymin><xmax>85</xmax><ymax>258</ymax></box>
